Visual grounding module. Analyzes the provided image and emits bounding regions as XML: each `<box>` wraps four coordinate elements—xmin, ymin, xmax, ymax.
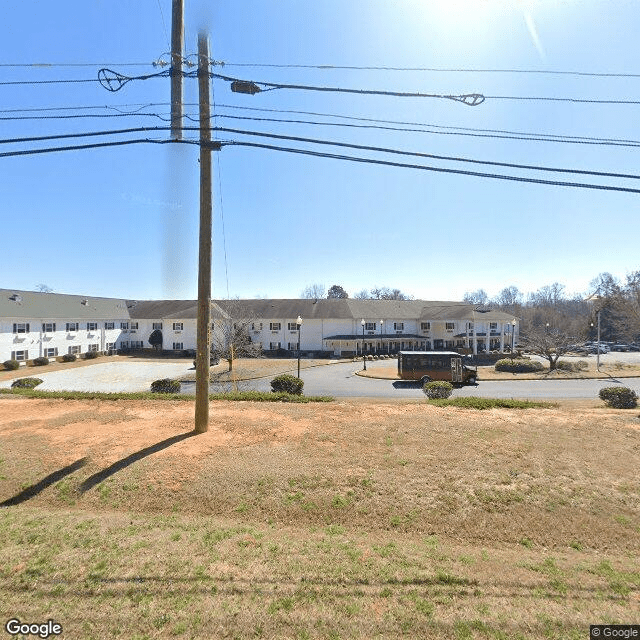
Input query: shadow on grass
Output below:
<box><xmin>0</xmin><ymin>457</ymin><xmax>89</xmax><ymax>507</ymax></box>
<box><xmin>79</xmin><ymin>431</ymin><xmax>197</xmax><ymax>494</ymax></box>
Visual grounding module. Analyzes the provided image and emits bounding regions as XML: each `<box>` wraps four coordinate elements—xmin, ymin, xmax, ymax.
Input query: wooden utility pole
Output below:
<box><xmin>170</xmin><ymin>0</ymin><xmax>184</xmax><ymax>140</ymax></box>
<box><xmin>194</xmin><ymin>32</ymin><xmax>212</xmax><ymax>433</ymax></box>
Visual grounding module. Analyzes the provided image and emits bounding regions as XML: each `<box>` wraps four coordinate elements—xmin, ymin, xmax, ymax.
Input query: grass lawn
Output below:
<box><xmin>1</xmin><ymin>396</ymin><xmax>639</xmax><ymax>639</ymax></box>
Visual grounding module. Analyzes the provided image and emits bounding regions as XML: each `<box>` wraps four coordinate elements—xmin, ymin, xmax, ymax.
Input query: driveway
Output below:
<box><xmin>0</xmin><ymin>361</ymin><xmax>193</xmax><ymax>393</ymax></box>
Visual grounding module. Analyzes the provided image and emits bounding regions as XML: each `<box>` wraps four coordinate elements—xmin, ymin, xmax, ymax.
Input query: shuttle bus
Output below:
<box><xmin>397</xmin><ymin>351</ymin><xmax>477</xmax><ymax>386</ymax></box>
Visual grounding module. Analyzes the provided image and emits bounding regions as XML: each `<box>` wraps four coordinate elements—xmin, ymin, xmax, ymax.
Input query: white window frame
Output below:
<box><xmin>66</xmin><ymin>322</ymin><xmax>79</xmax><ymax>332</ymax></box>
<box><xmin>394</xmin><ymin>322</ymin><xmax>404</xmax><ymax>331</ymax></box>
<box><xmin>13</xmin><ymin>323</ymin><xmax>30</xmax><ymax>334</ymax></box>
<box><xmin>105</xmin><ymin>342</ymin><xmax>115</xmax><ymax>351</ymax></box>
<box><xmin>44</xmin><ymin>347</ymin><xmax>58</xmax><ymax>358</ymax></box>
<box><xmin>130</xmin><ymin>322</ymin><xmax>139</xmax><ymax>330</ymax></box>
<box><xmin>152</xmin><ymin>322</ymin><xmax>163</xmax><ymax>330</ymax></box>
<box><xmin>252</xmin><ymin>322</ymin><xmax>263</xmax><ymax>331</ymax></box>
<box><xmin>287</xmin><ymin>322</ymin><xmax>300</xmax><ymax>331</ymax></box>
<box><xmin>490</xmin><ymin>322</ymin><xmax>498</xmax><ymax>330</ymax></box>
<box><xmin>269</xmin><ymin>342</ymin><xmax>281</xmax><ymax>350</ymax></box>
<box><xmin>87</xmin><ymin>322</ymin><xmax>98</xmax><ymax>332</ymax></box>
<box><xmin>172</xmin><ymin>342</ymin><xmax>183</xmax><ymax>350</ymax></box>
<box><xmin>11</xmin><ymin>350</ymin><xmax>29</xmax><ymax>361</ymax></box>
<box><xmin>42</xmin><ymin>322</ymin><xmax>56</xmax><ymax>333</ymax></box>
<box><xmin>270</xmin><ymin>322</ymin><xmax>281</xmax><ymax>331</ymax></box>
<box><xmin>87</xmin><ymin>344</ymin><xmax>99</xmax><ymax>352</ymax></box>
<box><xmin>445</xmin><ymin>322</ymin><xmax>455</xmax><ymax>331</ymax></box>
<box><xmin>421</xmin><ymin>322</ymin><xmax>430</xmax><ymax>331</ymax></box>
<box><xmin>287</xmin><ymin>342</ymin><xmax>300</xmax><ymax>351</ymax></box>
<box><xmin>68</xmin><ymin>345</ymin><xmax>81</xmax><ymax>355</ymax></box>
<box><xmin>173</xmin><ymin>322</ymin><xmax>183</xmax><ymax>331</ymax></box>
<box><xmin>120</xmin><ymin>322</ymin><xmax>129</xmax><ymax>330</ymax></box>
<box><xmin>104</xmin><ymin>322</ymin><xmax>115</xmax><ymax>330</ymax></box>
<box><xmin>365</xmin><ymin>322</ymin><xmax>376</xmax><ymax>331</ymax></box>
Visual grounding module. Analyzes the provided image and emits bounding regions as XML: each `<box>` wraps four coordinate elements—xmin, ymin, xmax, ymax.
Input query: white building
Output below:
<box><xmin>1</xmin><ymin>289</ymin><xmax>519</xmax><ymax>364</ymax></box>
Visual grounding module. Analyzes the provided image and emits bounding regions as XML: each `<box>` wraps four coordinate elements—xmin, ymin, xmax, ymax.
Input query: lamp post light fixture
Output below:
<box><xmin>361</xmin><ymin>319</ymin><xmax>366</xmax><ymax>370</ymax></box>
<box><xmin>296</xmin><ymin>315</ymin><xmax>302</xmax><ymax>379</ymax></box>
<box><xmin>511</xmin><ymin>318</ymin><xmax>516</xmax><ymax>353</ymax></box>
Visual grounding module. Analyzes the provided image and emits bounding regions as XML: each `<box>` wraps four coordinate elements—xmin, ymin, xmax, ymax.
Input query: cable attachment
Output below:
<box><xmin>98</xmin><ymin>68</ymin><xmax>131</xmax><ymax>92</ymax></box>
<box><xmin>453</xmin><ymin>93</ymin><xmax>485</xmax><ymax>106</ymax></box>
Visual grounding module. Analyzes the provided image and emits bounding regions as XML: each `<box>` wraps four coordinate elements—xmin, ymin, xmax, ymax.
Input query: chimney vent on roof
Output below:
<box><xmin>81</xmin><ymin>299</ymin><xmax>88</xmax><ymax>306</ymax></box>
<box><xmin>9</xmin><ymin>294</ymin><xmax>22</xmax><ymax>303</ymax></box>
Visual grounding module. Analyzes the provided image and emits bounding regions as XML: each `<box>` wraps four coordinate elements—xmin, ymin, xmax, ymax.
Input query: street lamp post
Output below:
<box><xmin>296</xmin><ymin>315</ymin><xmax>302</xmax><ymax>379</ymax></box>
<box><xmin>511</xmin><ymin>319</ymin><xmax>516</xmax><ymax>353</ymax></box>
<box><xmin>361</xmin><ymin>319</ymin><xmax>366</xmax><ymax>370</ymax></box>
<box><xmin>380</xmin><ymin>320</ymin><xmax>384</xmax><ymax>354</ymax></box>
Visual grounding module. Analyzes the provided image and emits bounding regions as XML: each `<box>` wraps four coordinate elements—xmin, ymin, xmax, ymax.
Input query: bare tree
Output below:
<box><xmin>519</xmin><ymin>324</ymin><xmax>582</xmax><ymax>370</ymax></box>
<box><xmin>494</xmin><ymin>285</ymin><xmax>523</xmax><ymax>309</ymax></box>
<box><xmin>612</xmin><ymin>271</ymin><xmax>640</xmax><ymax>341</ymax></box>
<box><xmin>462</xmin><ymin>289</ymin><xmax>489</xmax><ymax>305</ymax></box>
<box><xmin>35</xmin><ymin>284</ymin><xmax>53</xmax><ymax>293</ymax></box>
<box><xmin>211</xmin><ymin>301</ymin><xmax>262</xmax><ymax>372</ymax></box>
<box><xmin>353</xmin><ymin>289</ymin><xmax>370</xmax><ymax>299</ymax></box>
<box><xmin>327</xmin><ymin>285</ymin><xmax>349</xmax><ymax>299</ymax></box>
<box><xmin>359</xmin><ymin>286</ymin><xmax>413</xmax><ymax>300</ymax></box>
<box><xmin>301</xmin><ymin>283</ymin><xmax>326</xmax><ymax>299</ymax></box>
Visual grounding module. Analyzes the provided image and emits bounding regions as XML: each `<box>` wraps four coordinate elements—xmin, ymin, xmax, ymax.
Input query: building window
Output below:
<box><xmin>130</xmin><ymin>322</ymin><xmax>139</xmax><ymax>330</ymax></box>
<box><xmin>44</xmin><ymin>347</ymin><xmax>58</xmax><ymax>358</ymax></box>
<box><xmin>42</xmin><ymin>322</ymin><xmax>56</xmax><ymax>333</ymax></box>
<box><xmin>270</xmin><ymin>322</ymin><xmax>281</xmax><ymax>331</ymax></box>
<box><xmin>152</xmin><ymin>322</ymin><xmax>162</xmax><ymax>330</ymax></box>
<box><xmin>87</xmin><ymin>322</ymin><xmax>98</xmax><ymax>332</ymax></box>
<box><xmin>11</xmin><ymin>350</ymin><xmax>28</xmax><ymax>361</ymax></box>
<box><xmin>172</xmin><ymin>342</ymin><xmax>183</xmax><ymax>350</ymax></box>
<box><xmin>12</xmin><ymin>323</ymin><xmax>30</xmax><ymax>334</ymax></box>
<box><xmin>131</xmin><ymin>340</ymin><xmax>143</xmax><ymax>349</ymax></box>
<box><xmin>173</xmin><ymin>322</ymin><xmax>183</xmax><ymax>331</ymax></box>
<box><xmin>66</xmin><ymin>322</ymin><xmax>79</xmax><ymax>332</ymax></box>
<box><xmin>287</xmin><ymin>322</ymin><xmax>300</xmax><ymax>331</ymax></box>
<box><xmin>365</xmin><ymin>322</ymin><xmax>376</xmax><ymax>331</ymax></box>
<box><xmin>445</xmin><ymin>322</ymin><xmax>455</xmax><ymax>331</ymax></box>
<box><xmin>105</xmin><ymin>342</ymin><xmax>115</xmax><ymax>351</ymax></box>
<box><xmin>105</xmin><ymin>322</ymin><xmax>115</xmax><ymax>330</ymax></box>
<box><xmin>490</xmin><ymin>322</ymin><xmax>497</xmax><ymax>330</ymax></box>
<box><xmin>251</xmin><ymin>322</ymin><xmax>262</xmax><ymax>331</ymax></box>
<box><xmin>120</xmin><ymin>322</ymin><xmax>129</xmax><ymax>330</ymax></box>
<box><xmin>269</xmin><ymin>342</ymin><xmax>281</xmax><ymax>350</ymax></box>
<box><xmin>120</xmin><ymin>341</ymin><xmax>129</xmax><ymax>349</ymax></box>
<box><xmin>68</xmin><ymin>345</ymin><xmax>81</xmax><ymax>355</ymax></box>
<box><xmin>467</xmin><ymin>322</ymin><xmax>474</xmax><ymax>331</ymax></box>
<box><xmin>394</xmin><ymin>322</ymin><xmax>404</xmax><ymax>331</ymax></box>
<box><xmin>87</xmin><ymin>344</ymin><xmax>99</xmax><ymax>352</ymax></box>
<box><xmin>287</xmin><ymin>342</ymin><xmax>300</xmax><ymax>350</ymax></box>
<box><xmin>421</xmin><ymin>322</ymin><xmax>430</xmax><ymax>331</ymax></box>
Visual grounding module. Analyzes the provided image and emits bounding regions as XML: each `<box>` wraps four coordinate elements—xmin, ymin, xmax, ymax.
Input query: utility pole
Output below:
<box><xmin>170</xmin><ymin>0</ymin><xmax>184</xmax><ymax>140</ymax></box>
<box><xmin>194</xmin><ymin>32</ymin><xmax>212</xmax><ymax>433</ymax></box>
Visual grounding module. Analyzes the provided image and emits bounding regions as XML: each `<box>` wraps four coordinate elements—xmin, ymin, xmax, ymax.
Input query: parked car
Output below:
<box><xmin>192</xmin><ymin>355</ymin><xmax>221</xmax><ymax>367</ymax></box>
<box><xmin>611</xmin><ymin>344</ymin><xmax>630</xmax><ymax>352</ymax></box>
<box><xmin>586</xmin><ymin>343</ymin><xmax>609</xmax><ymax>354</ymax></box>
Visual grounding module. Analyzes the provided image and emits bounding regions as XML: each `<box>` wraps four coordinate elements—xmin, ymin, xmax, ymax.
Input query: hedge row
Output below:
<box><xmin>495</xmin><ymin>358</ymin><xmax>545</xmax><ymax>373</ymax></box>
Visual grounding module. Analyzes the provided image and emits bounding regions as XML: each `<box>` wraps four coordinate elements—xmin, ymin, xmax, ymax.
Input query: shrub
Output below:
<box><xmin>150</xmin><ymin>378</ymin><xmax>181</xmax><ymax>394</ymax></box>
<box><xmin>11</xmin><ymin>377</ymin><xmax>43</xmax><ymax>389</ymax></box>
<box><xmin>270</xmin><ymin>374</ymin><xmax>304</xmax><ymax>395</ymax></box>
<box><xmin>423</xmin><ymin>380</ymin><xmax>454</xmax><ymax>399</ymax></box>
<box><xmin>598</xmin><ymin>386</ymin><xmax>638</xmax><ymax>409</ymax></box>
<box><xmin>62</xmin><ymin>353</ymin><xmax>77</xmax><ymax>362</ymax></box>
<box><xmin>84</xmin><ymin>351</ymin><xmax>100</xmax><ymax>359</ymax></box>
<box><xmin>32</xmin><ymin>356</ymin><xmax>50</xmax><ymax>366</ymax></box>
<box><xmin>495</xmin><ymin>358</ymin><xmax>544</xmax><ymax>373</ymax></box>
<box><xmin>3</xmin><ymin>359</ymin><xmax>20</xmax><ymax>371</ymax></box>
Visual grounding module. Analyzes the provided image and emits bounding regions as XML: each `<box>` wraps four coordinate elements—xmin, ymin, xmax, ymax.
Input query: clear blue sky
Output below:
<box><xmin>2</xmin><ymin>1</ymin><xmax>639</xmax><ymax>302</ymax></box>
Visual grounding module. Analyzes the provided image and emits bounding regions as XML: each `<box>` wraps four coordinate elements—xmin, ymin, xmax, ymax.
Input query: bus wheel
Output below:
<box><xmin>467</xmin><ymin>377</ymin><xmax>476</xmax><ymax>385</ymax></box>
<box><xmin>420</xmin><ymin>376</ymin><xmax>432</xmax><ymax>386</ymax></box>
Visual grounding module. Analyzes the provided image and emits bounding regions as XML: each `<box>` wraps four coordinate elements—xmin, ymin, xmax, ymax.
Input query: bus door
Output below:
<box><xmin>451</xmin><ymin>357</ymin><xmax>463</xmax><ymax>383</ymax></box>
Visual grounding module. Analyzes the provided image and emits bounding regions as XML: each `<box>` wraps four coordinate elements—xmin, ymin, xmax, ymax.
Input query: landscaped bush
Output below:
<box><xmin>3</xmin><ymin>359</ymin><xmax>20</xmax><ymax>370</ymax></box>
<box><xmin>495</xmin><ymin>358</ymin><xmax>545</xmax><ymax>373</ymax></box>
<box><xmin>11</xmin><ymin>377</ymin><xmax>43</xmax><ymax>389</ymax></box>
<box><xmin>32</xmin><ymin>356</ymin><xmax>49</xmax><ymax>366</ymax></box>
<box><xmin>270</xmin><ymin>374</ymin><xmax>304</xmax><ymax>395</ymax></box>
<box><xmin>150</xmin><ymin>378</ymin><xmax>181</xmax><ymax>394</ymax></box>
<box><xmin>556</xmin><ymin>360</ymin><xmax>589</xmax><ymax>372</ymax></box>
<box><xmin>83</xmin><ymin>351</ymin><xmax>100</xmax><ymax>359</ymax></box>
<box><xmin>423</xmin><ymin>380</ymin><xmax>454</xmax><ymax>399</ymax></box>
<box><xmin>62</xmin><ymin>354</ymin><xmax>77</xmax><ymax>362</ymax></box>
<box><xmin>598</xmin><ymin>386</ymin><xmax>638</xmax><ymax>409</ymax></box>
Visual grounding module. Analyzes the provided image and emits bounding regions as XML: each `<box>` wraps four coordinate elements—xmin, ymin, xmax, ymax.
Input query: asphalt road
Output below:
<box><xmin>190</xmin><ymin>360</ymin><xmax>640</xmax><ymax>400</ymax></box>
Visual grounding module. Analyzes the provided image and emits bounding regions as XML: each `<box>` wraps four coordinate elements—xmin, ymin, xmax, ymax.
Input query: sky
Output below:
<box><xmin>2</xmin><ymin>0</ymin><xmax>639</xmax><ymax>303</ymax></box>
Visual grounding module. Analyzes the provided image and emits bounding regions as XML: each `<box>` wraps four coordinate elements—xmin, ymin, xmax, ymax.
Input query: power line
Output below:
<box><xmin>209</xmin><ymin>112</ymin><xmax>640</xmax><ymax>149</ymax></box>
<box><xmin>3</xmin><ymin>125</ymin><xmax>640</xmax><ymax>183</ymax></box>
<box><xmin>0</xmin><ymin>62</ymin><xmax>157</xmax><ymax>68</ymax></box>
<box><xmin>222</xmin><ymin>141</ymin><xmax>640</xmax><ymax>195</ymax></box>
<box><xmin>211</xmin><ymin>61</ymin><xmax>640</xmax><ymax>79</ymax></box>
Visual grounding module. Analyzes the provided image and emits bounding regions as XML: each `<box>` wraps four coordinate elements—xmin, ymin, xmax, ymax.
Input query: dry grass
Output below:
<box><xmin>1</xmin><ymin>396</ymin><xmax>639</xmax><ymax>638</ymax></box>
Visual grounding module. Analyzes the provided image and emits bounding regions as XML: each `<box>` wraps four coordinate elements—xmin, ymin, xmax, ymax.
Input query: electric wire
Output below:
<box><xmin>2</xmin><ymin>126</ymin><xmax>640</xmax><ymax>182</ymax></box>
<box><xmin>222</xmin><ymin>140</ymin><xmax>640</xmax><ymax>195</ymax></box>
<box><xmin>211</xmin><ymin>61</ymin><xmax>640</xmax><ymax>78</ymax></box>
